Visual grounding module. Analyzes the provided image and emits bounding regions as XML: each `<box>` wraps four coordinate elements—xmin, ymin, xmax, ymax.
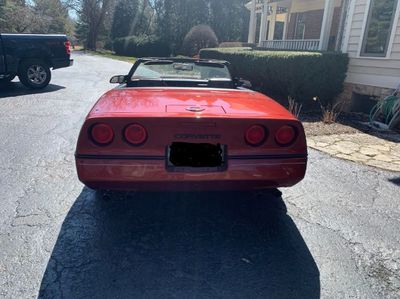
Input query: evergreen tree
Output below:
<box><xmin>111</xmin><ymin>0</ymin><xmax>152</xmax><ymax>39</ymax></box>
<box><xmin>111</xmin><ymin>0</ymin><xmax>140</xmax><ymax>39</ymax></box>
<box><xmin>156</xmin><ymin>0</ymin><xmax>210</xmax><ymax>54</ymax></box>
<box><xmin>209</xmin><ymin>0</ymin><xmax>249</xmax><ymax>42</ymax></box>
<box><xmin>68</xmin><ymin>0</ymin><xmax>250</xmax><ymax>51</ymax></box>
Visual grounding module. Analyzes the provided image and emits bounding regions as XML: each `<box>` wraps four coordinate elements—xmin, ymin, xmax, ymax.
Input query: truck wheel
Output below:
<box><xmin>19</xmin><ymin>59</ymin><xmax>51</xmax><ymax>89</ymax></box>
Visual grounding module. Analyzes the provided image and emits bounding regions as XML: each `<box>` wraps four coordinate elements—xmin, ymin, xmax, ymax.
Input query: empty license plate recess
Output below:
<box><xmin>167</xmin><ymin>142</ymin><xmax>227</xmax><ymax>172</ymax></box>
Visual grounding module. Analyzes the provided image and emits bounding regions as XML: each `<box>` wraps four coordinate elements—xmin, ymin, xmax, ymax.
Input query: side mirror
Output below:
<box><xmin>110</xmin><ymin>75</ymin><xmax>126</xmax><ymax>84</ymax></box>
<box><xmin>234</xmin><ymin>77</ymin><xmax>252</xmax><ymax>89</ymax></box>
<box><xmin>239</xmin><ymin>78</ymin><xmax>252</xmax><ymax>89</ymax></box>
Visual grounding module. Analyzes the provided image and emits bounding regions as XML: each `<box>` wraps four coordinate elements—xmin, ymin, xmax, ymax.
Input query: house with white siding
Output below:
<box><xmin>246</xmin><ymin>0</ymin><xmax>400</xmax><ymax>111</ymax></box>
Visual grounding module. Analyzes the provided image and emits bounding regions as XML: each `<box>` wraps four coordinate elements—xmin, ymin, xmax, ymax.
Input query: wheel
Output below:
<box><xmin>18</xmin><ymin>59</ymin><xmax>51</xmax><ymax>89</ymax></box>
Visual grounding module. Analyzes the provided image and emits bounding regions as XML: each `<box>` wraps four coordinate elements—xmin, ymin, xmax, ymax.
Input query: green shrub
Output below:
<box><xmin>200</xmin><ymin>48</ymin><xmax>349</xmax><ymax>107</ymax></box>
<box><xmin>104</xmin><ymin>39</ymin><xmax>114</xmax><ymax>51</ymax></box>
<box><xmin>113</xmin><ymin>35</ymin><xmax>170</xmax><ymax>57</ymax></box>
<box><xmin>219</xmin><ymin>42</ymin><xmax>253</xmax><ymax>48</ymax></box>
<box><xmin>181</xmin><ymin>25</ymin><xmax>219</xmax><ymax>57</ymax></box>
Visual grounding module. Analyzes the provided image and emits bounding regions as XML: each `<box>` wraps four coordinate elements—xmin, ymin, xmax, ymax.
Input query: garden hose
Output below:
<box><xmin>369</xmin><ymin>95</ymin><xmax>399</xmax><ymax>125</ymax></box>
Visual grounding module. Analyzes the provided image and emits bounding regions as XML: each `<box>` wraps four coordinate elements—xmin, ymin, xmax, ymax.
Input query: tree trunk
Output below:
<box><xmin>86</xmin><ymin>0</ymin><xmax>110</xmax><ymax>50</ymax></box>
<box><xmin>87</xmin><ymin>26</ymin><xmax>98</xmax><ymax>50</ymax></box>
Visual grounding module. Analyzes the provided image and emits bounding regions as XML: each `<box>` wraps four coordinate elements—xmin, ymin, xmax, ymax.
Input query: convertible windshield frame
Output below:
<box><xmin>126</xmin><ymin>58</ymin><xmax>233</xmax><ymax>89</ymax></box>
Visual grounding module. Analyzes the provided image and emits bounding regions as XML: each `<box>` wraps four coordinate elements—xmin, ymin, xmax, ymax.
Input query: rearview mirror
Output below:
<box><xmin>173</xmin><ymin>63</ymin><xmax>194</xmax><ymax>71</ymax></box>
<box><xmin>110</xmin><ymin>75</ymin><xmax>126</xmax><ymax>84</ymax></box>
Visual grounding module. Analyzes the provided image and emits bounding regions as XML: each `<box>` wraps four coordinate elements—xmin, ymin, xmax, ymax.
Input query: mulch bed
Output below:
<box><xmin>301</xmin><ymin>112</ymin><xmax>400</xmax><ymax>142</ymax></box>
<box><xmin>303</xmin><ymin>121</ymin><xmax>359</xmax><ymax>137</ymax></box>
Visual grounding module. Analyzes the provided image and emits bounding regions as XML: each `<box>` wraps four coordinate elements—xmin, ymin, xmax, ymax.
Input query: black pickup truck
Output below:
<box><xmin>0</xmin><ymin>34</ymin><xmax>73</xmax><ymax>89</ymax></box>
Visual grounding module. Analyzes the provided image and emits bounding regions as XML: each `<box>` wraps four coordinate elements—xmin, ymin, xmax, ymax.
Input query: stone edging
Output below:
<box><xmin>307</xmin><ymin>133</ymin><xmax>400</xmax><ymax>172</ymax></box>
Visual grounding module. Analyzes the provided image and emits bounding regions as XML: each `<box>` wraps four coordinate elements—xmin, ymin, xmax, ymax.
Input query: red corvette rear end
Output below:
<box><xmin>75</xmin><ymin>58</ymin><xmax>307</xmax><ymax>191</ymax></box>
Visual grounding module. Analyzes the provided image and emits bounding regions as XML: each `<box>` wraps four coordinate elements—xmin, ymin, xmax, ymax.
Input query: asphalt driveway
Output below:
<box><xmin>0</xmin><ymin>53</ymin><xmax>399</xmax><ymax>298</ymax></box>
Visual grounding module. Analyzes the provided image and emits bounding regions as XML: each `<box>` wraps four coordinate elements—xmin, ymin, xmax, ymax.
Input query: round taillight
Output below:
<box><xmin>91</xmin><ymin>123</ymin><xmax>114</xmax><ymax>145</ymax></box>
<box><xmin>245</xmin><ymin>125</ymin><xmax>267</xmax><ymax>146</ymax></box>
<box><xmin>124</xmin><ymin>124</ymin><xmax>147</xmax><ymax>145</ymax></box>
<box><xmin>275</xmin><ymin>125</ymin><xmax>296</xmax><ymax>146</ymax></box>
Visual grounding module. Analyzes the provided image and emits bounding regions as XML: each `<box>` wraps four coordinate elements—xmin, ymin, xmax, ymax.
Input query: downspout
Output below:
<box><xmin>335</xmin><ymin>0</ymin><xmax>350</xmax><ymax>52</ymax></box>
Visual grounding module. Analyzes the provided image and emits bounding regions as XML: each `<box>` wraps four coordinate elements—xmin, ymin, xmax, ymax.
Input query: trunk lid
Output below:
<box><xmin>88</xmin><ymin>87</ymin><xmax>296</xmax><ymax>120</ymax></box>
<box><xmin>166</xmin><ymin>105</ymin><xmax>226</xmax><ymax>115</ymax></box>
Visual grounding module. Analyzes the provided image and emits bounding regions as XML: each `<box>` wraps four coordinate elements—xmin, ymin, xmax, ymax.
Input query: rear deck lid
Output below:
<box><xmin>89</xmin><ymin>87</ymin><xmax>296</xmax><ymax>120</ymax></box>
<box><xmin>166</xmin><ymin>105</ymin><xmax>226</xmax><ymax>115</ymax></box>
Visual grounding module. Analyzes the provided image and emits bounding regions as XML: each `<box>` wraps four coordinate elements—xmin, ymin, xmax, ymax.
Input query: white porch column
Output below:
<box><xmin>267</xmin><ymin>3</ymin><xmax>277</xmax><ymax>40</ymax></box>
<box><xmin>282</xmin><ymin>13</ymin><xmax>289</xmax><ymax>40</ymax></box>
<box><xmin>248</xmin><ymin>0</ymin><xmax>257</xmax><ymax>44</ymax></box>
<box><xmin>258</xmin><ymin>3</ymin><xmax>268</xmax><ymax>46</ymax></box>
<box><xmin>283</xmin><ymin>1</ymin><xmax>293</xmax><ymax>41</ymax></box>
<box><xmin>319</xmin><ymin>0</ymin><xmax>335</xmax><ymax>50</ymax></box>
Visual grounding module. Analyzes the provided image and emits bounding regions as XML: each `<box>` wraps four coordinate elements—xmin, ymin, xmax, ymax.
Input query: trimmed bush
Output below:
<box><xmin>113</xmin><ymin>35</ymin><xmax>170</xmax><ymax>57</ymax></box>
<box><xmin>181</xmin><ymin>25</ymin><xmax>219</xmax><ymax>57</ymax></box>
<box><xmin>200</xmin><ymin>48</ymin><xmax>349</xmax><ymax>106</ymax></box>
<box><xmin>219</xmin><ymin>42</ymin><xmax>253</xmax><ymax>48</ymax></box>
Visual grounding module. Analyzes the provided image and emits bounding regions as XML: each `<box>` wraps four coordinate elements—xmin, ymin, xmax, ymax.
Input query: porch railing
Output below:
<box><xmin>260</xmin><ymin>39</ymin><xmax>320</xmax><ymax>51</ymax></box>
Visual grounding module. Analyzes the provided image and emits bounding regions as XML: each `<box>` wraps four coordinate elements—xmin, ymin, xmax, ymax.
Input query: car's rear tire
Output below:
<box><xmin>18</xmin><ymin>59</ymin><xmax>51</xmax><ymax>89</ymax></box>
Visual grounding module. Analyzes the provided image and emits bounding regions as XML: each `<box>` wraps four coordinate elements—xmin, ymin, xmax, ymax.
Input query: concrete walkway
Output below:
<box><xmin>307</xmin><ymin>133</ymin><xmax>400</xmax><ymax>172</ymax></box>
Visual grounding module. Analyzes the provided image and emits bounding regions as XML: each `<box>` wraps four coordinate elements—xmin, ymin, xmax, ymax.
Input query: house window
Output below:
<box><xmin>294</xmin><ymin>13</ymin><xmax>306</xmax><ymax>39</ymax></box>
<box><xmin>361</xmin><ymin>0</ymin><xmax>398</xmax><ymax>57</ymax></box>
<box><xmin>274</xmin><ymin>21</ymin><xmax>285</xmax><ymax>40</ymax></box>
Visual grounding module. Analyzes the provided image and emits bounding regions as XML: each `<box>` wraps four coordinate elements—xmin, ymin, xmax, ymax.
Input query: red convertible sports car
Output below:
<box><xmin>75</xmin><ymin>58</ymin><xmax>307</xmax><ymax>191</ymax></box>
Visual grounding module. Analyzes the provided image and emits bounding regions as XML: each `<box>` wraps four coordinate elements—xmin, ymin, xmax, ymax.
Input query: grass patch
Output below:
<box><xmin>79</xmin><ymin>49</ymin><xmax>136</xmax><ymax>64</ymax></box>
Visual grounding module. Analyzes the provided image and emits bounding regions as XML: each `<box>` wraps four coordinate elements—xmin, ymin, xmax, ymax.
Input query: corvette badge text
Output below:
<box><xmin>174</xmin><ymin>134</ymin><xmax>221</xmax><ymax>140</ymax></box>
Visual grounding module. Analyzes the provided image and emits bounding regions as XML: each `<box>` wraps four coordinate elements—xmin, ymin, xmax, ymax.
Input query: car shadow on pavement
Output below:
<box><xmin>0</xmin><ymin>82</ymin><xmax>65</xmax><ymax>98</ymax></box>
<box><xmin>388</xmin><ymin>177</ymin><xmax>400</xmax><ymax>186</ymax></box>
<box><xmin>38</xmin><ymin>188</ymin><xmax>320</xmax><ymax>299</ymax></box>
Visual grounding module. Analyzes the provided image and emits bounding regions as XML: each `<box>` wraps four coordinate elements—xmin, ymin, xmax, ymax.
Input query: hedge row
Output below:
<box><xmin>200</xmin><ymin>48</ymin><xmax>349</xmax><ymax>106</ymax></box>
<box><xmin>113</xmin><ymin>35</ymin><xmax>170</xmax><ymax>57</ymax></box>
<box><xmin>218</xmin><ymin>42</ymin><xmax>253</xmax><ymax>48</ymax></box>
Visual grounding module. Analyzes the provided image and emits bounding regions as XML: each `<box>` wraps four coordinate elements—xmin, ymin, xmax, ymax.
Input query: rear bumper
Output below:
<box><xmin>52</xmin><ymin>58</ymin><xmax>73</xmax><ymax>70</ymax></box>
<box><xmin>75</xmin><ymin>155</ymin><xmax>307</xmax><ymax>191</ymax></box>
